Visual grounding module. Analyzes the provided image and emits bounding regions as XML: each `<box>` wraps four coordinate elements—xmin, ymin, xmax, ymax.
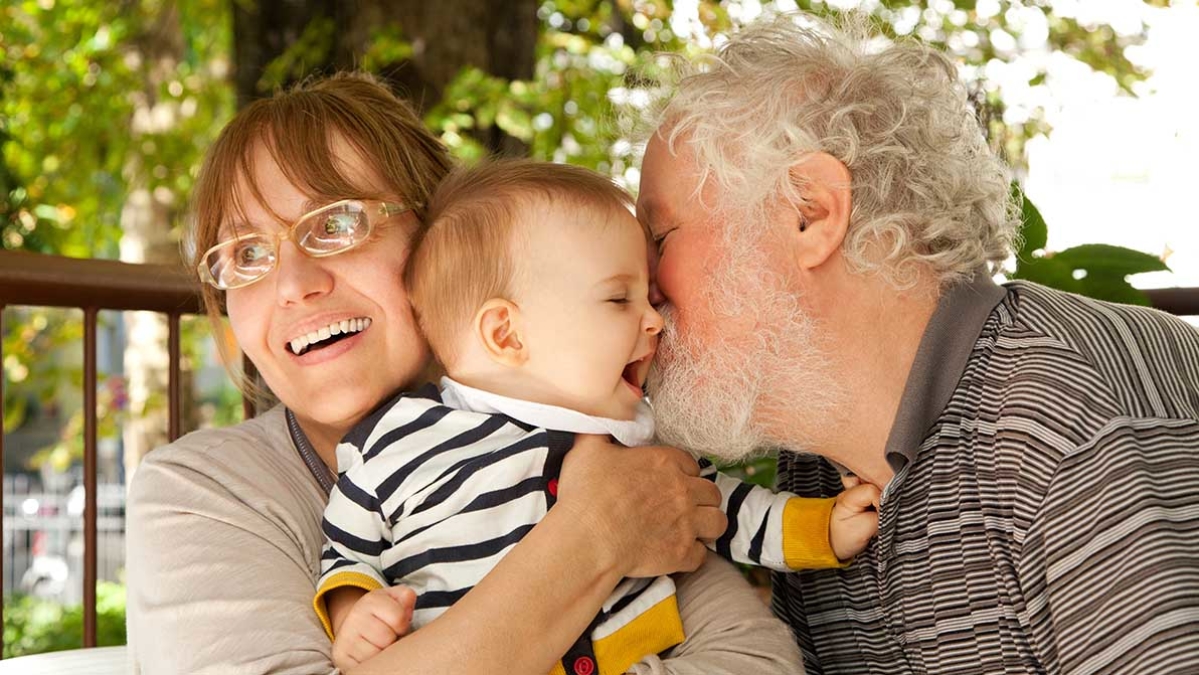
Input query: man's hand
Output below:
<box><xmin>330</xmin><ymin>586</ymin><xmax>416</xmax><ymax>671</ymax></box>
<box><xmin>830</xmin><ymin>476</ymin><xmax>881</xmax><ymax>561</ymax></box>
<box><xmin>558</xmin><ymin>434</ymin><xmax>727</xmax><ymax>579</ymax></box>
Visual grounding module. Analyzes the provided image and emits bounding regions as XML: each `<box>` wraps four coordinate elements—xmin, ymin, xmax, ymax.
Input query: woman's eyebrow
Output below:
<box><xmin>217</xmin><ymin>220</ymin><xmax>264</xmax><ymax>240</ymax></box>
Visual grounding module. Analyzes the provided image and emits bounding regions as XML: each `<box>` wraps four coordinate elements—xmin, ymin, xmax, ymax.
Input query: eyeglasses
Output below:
<box><xmin>197</xmin><ymin>199</ymin><xmax>413</xmax><ymax>290</ymax></box>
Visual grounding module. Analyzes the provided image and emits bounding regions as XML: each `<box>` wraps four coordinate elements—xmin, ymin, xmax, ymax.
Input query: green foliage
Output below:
<box><xmin>419</xmin><ymin>1</ymin><xmax>1156</xmax><ymax>175</ymax></box>
<box><xmin>2</xmin><ymin>307</ymin><xmax>84</xmax><ymax>434</ymax></box>
<box><xmin>2</xmin><ymin>0</ymin><xmax>231</xmax><ymax>257</ymax></box>
<box><xmin>424</xmin><ymin>1</ymin><xmax>731</xmax><ymax>174</ymax></box>
<box><xmin>2</xmin><ymin>0</ymin><xmax>236</xmax><ymax>453</ymax></box>
<box><xmin>715</xmin><ymin>453</ymin><xmax>778</xmax><ymax>490</ymax></box>
<box><xmin>259</xmin><ymin>17</ymin><xmax>336</xmax><ymax>92</ymax></box>
<box><xmin>2</xmin><ymin>582</ymin><xmax>127</xmax><ymax>658</ymax></box>
<box><xmin>1012</xmin><ymin>188</ymin><xmax>1169</xmax><ymax>305</ymax></box>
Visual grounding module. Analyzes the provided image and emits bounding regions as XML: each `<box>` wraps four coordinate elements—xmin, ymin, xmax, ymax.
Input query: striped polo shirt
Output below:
<box><xmin>773</xmin><ymin>276</ymin><xmax>1199</xmax><ymax>674</ymax></box>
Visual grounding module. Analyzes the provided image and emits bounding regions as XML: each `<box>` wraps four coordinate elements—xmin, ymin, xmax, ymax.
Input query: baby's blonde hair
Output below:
<box><xmin>406</xmin><ymin>159</ymin><xmax>635</xmax><ymax>367</ymax></box>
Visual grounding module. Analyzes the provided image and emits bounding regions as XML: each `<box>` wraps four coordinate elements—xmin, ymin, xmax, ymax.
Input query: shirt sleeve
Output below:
<box><xmin>313</xmin><ymin>469</ymin><xmax>392</xmax><ymax>639</ymax></box>
<box><xmin>699</xmin><ymin>460</ymin><xmax>841</xmax><ymax>571</ymax></box>
<box><xmin>126</xmin><ymin>445</ymin><xmax>337</xmax><ymax>675</ymax></box>
<box><xmin>629</xmin><ymin>552</ymin><xmax>806</xmax><ymax>675</ymax></box>
<box><xmin>1019</xmin><ymin>418</ymin><xmax>1199</xmax><ymax>675</ymax></box>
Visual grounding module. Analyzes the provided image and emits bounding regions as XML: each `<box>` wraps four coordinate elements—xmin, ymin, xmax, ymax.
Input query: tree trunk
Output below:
<box><xmin>120</xmin><ymin>2</ymin><xmax>191</xmax><ymax>478</ymax></box>
<box><xmin>234</xmin><ymin>0</ymin><xmax>538</xmax><ymax>152</ymax></box>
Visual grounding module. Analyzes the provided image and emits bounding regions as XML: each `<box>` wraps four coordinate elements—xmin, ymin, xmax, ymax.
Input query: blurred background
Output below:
<box><xmin>1</xmin><ymin>0</ymin><xmax>1195</xmax><ymax>657</ymax></box>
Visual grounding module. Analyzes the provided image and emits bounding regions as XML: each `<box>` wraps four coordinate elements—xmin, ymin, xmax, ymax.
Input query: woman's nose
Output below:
<box><xmin>273</xmin><ymin>240</ymin><xmax>333</xmax><ymax>305</ymax></box>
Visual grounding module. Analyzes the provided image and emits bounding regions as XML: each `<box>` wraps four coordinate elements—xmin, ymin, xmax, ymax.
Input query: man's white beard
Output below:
<box><xmin>647</xmin><ymin>232</ymin><xmax>843</xmax><ymax>463</ymax></box>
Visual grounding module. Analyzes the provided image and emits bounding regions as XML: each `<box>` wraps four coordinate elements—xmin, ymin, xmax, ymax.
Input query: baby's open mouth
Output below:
<box><xmin>622</xmin><ymin>353</ymin><xmax>653</xmax><ymax>391</ymax></box>
<box><xmin>287</xmin><ymin>317</ymin><xmax>371</xmax><ymax>356</ymax></box>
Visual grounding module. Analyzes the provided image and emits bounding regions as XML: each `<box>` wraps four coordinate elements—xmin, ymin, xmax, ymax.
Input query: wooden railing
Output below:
<box><xmin>0</xmin><ymin>249</ymin><xmax>203</xmax><ymax>656</ymax></box>
<box><xmin>0</xmin><ymin>248</ymin><xmax>1197</xmax><ymax>657</ymax></box>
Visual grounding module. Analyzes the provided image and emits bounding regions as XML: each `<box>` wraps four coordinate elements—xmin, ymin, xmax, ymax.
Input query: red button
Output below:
<box><xmin>573</xmin><ymin>656</ymin><xmax>595</xmax><ymax>675</ymax></box>
<box><xmin>547</xmin><ymin>478</ymin><xmax>559</xmax><ymax>496</ymax></box>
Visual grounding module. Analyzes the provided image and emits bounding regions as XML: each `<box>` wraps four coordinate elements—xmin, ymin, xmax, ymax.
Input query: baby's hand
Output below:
<box><xmin>331</xmin><ymin>586</ymin><xmax>417</xmax><ymax>671</ymax></box>
<box><xmin>829</xmin><ymin>476</ymin><xmax>881</xmax><ymax>561</ymax></box>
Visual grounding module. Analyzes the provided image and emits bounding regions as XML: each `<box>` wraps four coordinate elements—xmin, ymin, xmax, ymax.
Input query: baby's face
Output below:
<box><xmin>514</xmin><ymin>204</ymin><xmax>664</xmax><ymax>420</ymax></box>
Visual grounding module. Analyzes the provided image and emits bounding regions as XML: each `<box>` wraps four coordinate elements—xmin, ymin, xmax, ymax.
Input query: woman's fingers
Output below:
<box><xmin>560</xmin><ymin>436</ymin><xmax>723</xmax><ymax>578</ymax></box>
<box><xmin>694</xmin><ymin>504</ymin><xmax>729</xmax><ymax>543</ymax></box>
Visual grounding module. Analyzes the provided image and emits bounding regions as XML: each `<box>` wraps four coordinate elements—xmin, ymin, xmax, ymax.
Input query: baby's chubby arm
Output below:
<box><xmin>327</xmin><ymin>586</ymin><xmax>416</xmax><ymax>672</ymax></box>
<box><xmin>699</xmin><ymin>462</ymin><xmax>880</xmax><ymax>569</ymax></box>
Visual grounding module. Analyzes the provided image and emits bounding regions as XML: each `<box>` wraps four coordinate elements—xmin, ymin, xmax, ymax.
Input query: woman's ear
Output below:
<box><xmin>474</xmin><ymin>299</ymin><xmax>527</xmax><ymax>367</ymax></box>
<box><xmin>787</xmin><ymin>152</ymin><xmax>852</xmax><ymax>271</ymax></box>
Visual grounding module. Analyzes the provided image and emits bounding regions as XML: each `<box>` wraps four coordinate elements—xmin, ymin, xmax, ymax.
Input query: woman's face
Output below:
<box><xmin>223</xmin><ymin>139</ymin><xmax>430</xmax><ymax>446</ymax></box>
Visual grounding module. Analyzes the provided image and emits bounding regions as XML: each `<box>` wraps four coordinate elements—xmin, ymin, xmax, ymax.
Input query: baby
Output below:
<box><xmin>315</xmin><ymin>159</ymin><xmax>880</xmax><ymax>674</ymax></box>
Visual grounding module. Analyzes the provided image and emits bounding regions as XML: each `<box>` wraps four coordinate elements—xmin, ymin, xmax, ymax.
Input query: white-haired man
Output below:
<box><xmin>640</xmin><ymin>14</ymin><xmax>1199</xmax><ymax>675</ymax></box>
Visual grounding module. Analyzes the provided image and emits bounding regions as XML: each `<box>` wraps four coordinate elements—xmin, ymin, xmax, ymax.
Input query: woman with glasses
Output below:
<box><xmin>125</xmin><ymin>73</ymin><xmax>800</xmax><ymax>674</ymax></box>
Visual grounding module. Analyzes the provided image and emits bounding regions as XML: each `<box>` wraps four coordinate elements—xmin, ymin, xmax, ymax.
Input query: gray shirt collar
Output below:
<box><xmin>883</xmin><ymin>272</ymin><xmax>1008</xmax><ymax>472</ymax></box>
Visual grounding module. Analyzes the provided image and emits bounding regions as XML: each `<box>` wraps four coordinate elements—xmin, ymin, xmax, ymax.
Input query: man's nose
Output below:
<box><xmin>274</xmin><ymin>241</ymin><xmax>333</xmax><ymax>306</ymax></box>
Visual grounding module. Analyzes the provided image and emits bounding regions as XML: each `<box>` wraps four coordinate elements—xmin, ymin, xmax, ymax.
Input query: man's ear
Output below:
<box><xmin>474</xmin><ymin>299</ymin><xmax>527</xmax><ymax>366</ymax></box>
<box><xmin>786</xmin><ymin>152</ymin><xmax>852</xmax><ymax>271</ymax></box>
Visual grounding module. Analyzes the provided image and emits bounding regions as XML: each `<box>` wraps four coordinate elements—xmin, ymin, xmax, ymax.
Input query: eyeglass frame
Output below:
<box><xmin>196</xmin><ymin>198</ymin><xmax>415</xmax><ymax>290</ymax></box>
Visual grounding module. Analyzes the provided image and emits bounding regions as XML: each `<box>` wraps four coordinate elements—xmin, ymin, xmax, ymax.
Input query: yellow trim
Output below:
<box><xmin>548</xmin><ymin>594</ymin><xmax>685</xmax><ymax>675</ymax></box>
<box><xmin>782</xmin><ymin>497</ymin><xmax>848</xmax><ymax>569</ymax></box>
<box><xmin>312</xmin><ymin>571</ymin><xmax>386</xmax><ymax>640</ymax></box>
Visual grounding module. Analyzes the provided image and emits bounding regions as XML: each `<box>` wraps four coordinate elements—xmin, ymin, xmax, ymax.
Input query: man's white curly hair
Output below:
<box><xmin>656</xmin><ymin>13</ymin><xmax>1020</xmax><ymax>287</ymax></box>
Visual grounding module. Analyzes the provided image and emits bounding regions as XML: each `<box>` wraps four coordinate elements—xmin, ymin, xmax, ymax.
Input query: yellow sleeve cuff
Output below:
<box><xmin>781</xmin><ymin>497</ymin><xmax>847</xmax><ymax>570</ymax></box>
<box><xmin>312</xmin><ymin>571</ymin><xmax>386</xmax><ymax>640</ymax></box>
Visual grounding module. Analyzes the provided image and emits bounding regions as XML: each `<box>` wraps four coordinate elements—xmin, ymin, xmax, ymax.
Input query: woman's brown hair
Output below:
<box><xmin>188</xmin><ymin>72</ymin><xmax>453</xmax><ymax>392</ymax></box>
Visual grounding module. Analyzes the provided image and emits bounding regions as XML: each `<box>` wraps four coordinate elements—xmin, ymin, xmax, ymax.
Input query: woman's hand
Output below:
<box><xmin>557</xmin><ymin>434</ymin><xmax>727</xmax><ymax>578</ymax></box>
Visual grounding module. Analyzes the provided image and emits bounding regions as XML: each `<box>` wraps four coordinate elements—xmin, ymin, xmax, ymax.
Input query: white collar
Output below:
<box><xmin>439</xmin><ymin>377</ymin><xmax>655</xmax><ymax>447</ymax></box>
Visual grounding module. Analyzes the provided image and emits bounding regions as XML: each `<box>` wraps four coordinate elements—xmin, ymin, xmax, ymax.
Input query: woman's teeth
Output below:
<box><xmin>289</xmin><ymin>317</ymin><xmax>371</xmax><ymax>356</ymax></box>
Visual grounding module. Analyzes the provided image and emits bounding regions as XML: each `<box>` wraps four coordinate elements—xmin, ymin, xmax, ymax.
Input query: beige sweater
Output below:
<box><xmin>125</xmin><ymin>406</ymin><xmax>804</xmax><ymax>675</ymax></box>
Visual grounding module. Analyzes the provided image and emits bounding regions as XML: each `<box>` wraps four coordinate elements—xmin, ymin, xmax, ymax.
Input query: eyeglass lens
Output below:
<box><xmin>203</xmin><ymin>201</ymin><xmax>373</xmax><ymax>289</ymax></box>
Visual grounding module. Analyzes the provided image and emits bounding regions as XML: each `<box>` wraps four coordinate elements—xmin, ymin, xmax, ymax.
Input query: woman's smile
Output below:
<box><xmin>287</xmin><ymin>316</ymin><xmax>373</xmax><ymax>356</ymax></box>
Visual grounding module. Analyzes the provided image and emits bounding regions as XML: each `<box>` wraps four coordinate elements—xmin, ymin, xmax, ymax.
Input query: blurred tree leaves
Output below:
<box><xmin>1012</xmin><ymin>187</ymin><xmax>1169</xmax><ymax>305</ymax></box>
<box><xmin>2</xmin><ymin>0</ymin><xmax>233</xmax><ymax>449</ymax></box>
<box><xmin>420</xmin><ymin>0</ymin><xmax>1160</xmax><ymax>175</ymax></box>
<box><xmin>2</xmin><ymin>0</ymin><xmax>233</xmax><ymax>259</ymax></box>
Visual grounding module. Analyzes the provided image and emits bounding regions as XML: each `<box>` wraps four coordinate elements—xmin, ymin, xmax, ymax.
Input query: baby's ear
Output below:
<box><xmin>474</xmin><ymin>299</ymin><xmax>527</xmax><ymax>366</ymax></box>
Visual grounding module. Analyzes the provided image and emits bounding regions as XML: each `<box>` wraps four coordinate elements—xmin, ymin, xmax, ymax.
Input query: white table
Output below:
<box><xmin>0</xmin><ymin>646</ymin><xmax>127</xmax><ymax>674</ymax></box>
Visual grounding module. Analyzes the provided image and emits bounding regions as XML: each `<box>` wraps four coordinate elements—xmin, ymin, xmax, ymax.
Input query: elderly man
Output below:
<box><xmin>640</xmin><ymin>14</ymin><xmax>1199</xmax><ymax>675</ymax></box>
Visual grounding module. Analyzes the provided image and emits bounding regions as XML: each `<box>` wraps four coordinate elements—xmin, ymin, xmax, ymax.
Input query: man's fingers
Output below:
<box><xmin>841</xmin><ymin>474</ymin><xmax>862</xmax><ymax>490</ymax></box>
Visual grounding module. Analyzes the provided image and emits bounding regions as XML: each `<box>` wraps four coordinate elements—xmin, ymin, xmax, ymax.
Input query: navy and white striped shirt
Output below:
<box><xmin>314</xmin><ymin>380</ymin><xmax>839</xmax><ymax>671</ymax></box>
<box><xmin>773</xmin><ymin>277</ymin><xmax>1199</xmax><ymax>674</ymax></box>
